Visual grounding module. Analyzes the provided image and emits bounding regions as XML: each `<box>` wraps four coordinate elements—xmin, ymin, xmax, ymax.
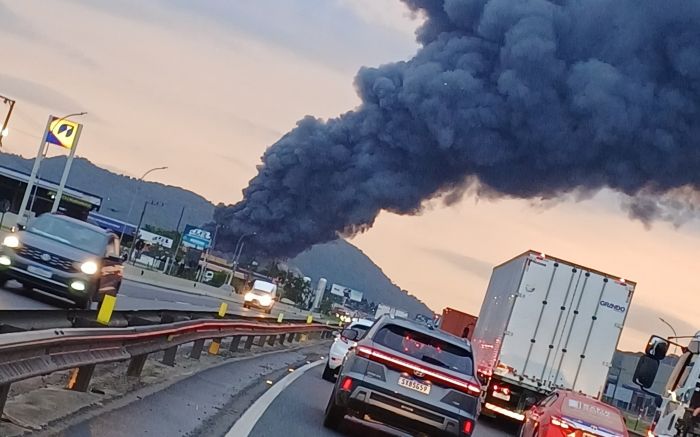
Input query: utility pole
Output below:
<box><xmin>0</xmin><ymin>95</ymin><xmax>16</xmax><ymax>149</ymax></box>
<box><xmin>128</xmin><ymin>200</ymin><xmax>162</xmax><ymax>264</ymax></box>
<box><xmin>169</xmin><ymin>206</ymin><xmax>186</xmax><ymax>275</ymax></box>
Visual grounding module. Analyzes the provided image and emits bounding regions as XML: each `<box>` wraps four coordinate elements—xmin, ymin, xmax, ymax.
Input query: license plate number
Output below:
<box><xmin>493</xmin><ymin>391</ymin><xmax>511</xmax><ymax>401</ymax></box>
<box><xmin>398</xmin><ymin>377</ymin><xmax>431</xmax><ymax>395</ymax></box>
<box><xmin>27</xmin><ymin>265</ymin><xmax>52</xmax><ymax>278</ymax></box>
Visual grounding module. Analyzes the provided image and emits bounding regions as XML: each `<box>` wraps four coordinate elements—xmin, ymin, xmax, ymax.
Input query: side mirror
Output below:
<box><xmin>645</xmin><ymin>335</ymin><xmax>670</xmax><ymax>360</ymax></box>
<box><xmin>341</xmin><ymin>328</ymin><xmax>359</xmax><ymax>341</ymax></box>
<box><xmin>633</xmin><ymin>355</ymin><xmax>660</xmax><ymax>389</ymax></box>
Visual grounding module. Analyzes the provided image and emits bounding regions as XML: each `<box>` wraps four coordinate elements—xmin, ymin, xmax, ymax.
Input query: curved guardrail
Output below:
<box><xmin>0</xmin><ymin>317</ymin><xmax>335</xmax><ymax>416</ymax></box>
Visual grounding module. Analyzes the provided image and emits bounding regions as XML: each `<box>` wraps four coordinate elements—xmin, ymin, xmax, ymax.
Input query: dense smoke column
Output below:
<box><xmin>215</xmin><ymin>0</ymin><xmax>700</xmax><ymax>258</ymax></box>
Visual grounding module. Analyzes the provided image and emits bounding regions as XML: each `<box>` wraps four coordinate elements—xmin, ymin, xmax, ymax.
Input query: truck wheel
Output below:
<box><xmin>322</xmin><ymin>362</ymin><xmax>335</xmax><ymax>382</ymax></box>
<box><xmin>323</xmin><ymin>391</ymin><xmax>345</xmax><ymax>430</ymax></box>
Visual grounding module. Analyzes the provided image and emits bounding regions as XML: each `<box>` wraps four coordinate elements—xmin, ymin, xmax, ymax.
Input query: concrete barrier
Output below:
<box><xmin>123</xmin><ymin>265</ymin><xmax>320</xmax><ymax>318</ymax></box>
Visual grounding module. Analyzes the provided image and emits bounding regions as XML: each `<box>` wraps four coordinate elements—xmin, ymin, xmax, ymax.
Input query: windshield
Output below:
<box><xmin>374</xmin><ymin>324</ymin><xmax>474</xmax><ymax>375</ymax></box>
<box><xmin>28</xmin><ymin>215</ymin><xmax>106</xmax><ymax>255</ymax></box>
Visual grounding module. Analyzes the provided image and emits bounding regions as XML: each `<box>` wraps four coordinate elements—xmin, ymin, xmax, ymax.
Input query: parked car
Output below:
<box><xmin>0</xmin><ymin>213</ymin><xmax>124</xmax><ymax>309</ymax></box>
<box><xmin>520</xmin><ymin>389</ymin><xmax>629</xmax><ymax>437</ymax></box>
<box><xmin>324</xmin><ymin>315</ymin><xmax>480</xmax><ymax>436</ymax></box>
<box><xmin>322</xmin><ymin>318</ymin><xmax>374</xmax><ymax>381</ymax></box>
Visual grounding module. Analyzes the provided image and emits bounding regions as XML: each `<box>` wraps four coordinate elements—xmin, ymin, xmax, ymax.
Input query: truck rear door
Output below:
<box><xmin>497</xmin><ymin>255</ymin><xmax>632</xmax><ymax>396</ymax></box>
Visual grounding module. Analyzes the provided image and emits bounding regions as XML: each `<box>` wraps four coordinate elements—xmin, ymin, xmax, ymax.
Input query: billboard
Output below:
<box><xmin>138</xmin><ymin>229</ymin><xmax>173</xmax><ymax>249</ymax></box>
<box><xmin>182</xmin><ymin>225</ymin><xmax>212</xmax><ymax>250</ymax></box>
<box><xmin>330</xmin><ymin>283</ymin><xmax>363</xmax><ymax>302</ymax></box>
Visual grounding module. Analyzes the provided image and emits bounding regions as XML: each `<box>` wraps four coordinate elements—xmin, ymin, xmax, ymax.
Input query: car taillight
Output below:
<box><xmin>550</xmin><ymin>416</ymin><xmax>571</xmax><ymax>430</ymax></box>
<box><xmin>340</xmin><ymin>377</ymin><xmax>353</xmax><ymax>392</ymax></box>
<box><xmin>463</xmin><ymin>419</ymin><xmax>474</xmax><ymax>435</ymax></box>
<box><xmin>356</xmin><ymin>346</ymin><xmax>481</xmax><ymax>395</ymax></box>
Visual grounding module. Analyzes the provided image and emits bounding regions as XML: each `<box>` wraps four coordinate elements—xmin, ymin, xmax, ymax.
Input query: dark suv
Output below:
<box><xmin>0</xmin><ymin>213</ymin><xmax>124</xmax><ymax>309</ymax></box>
<box><xmin>324</xmin><ymin>316</ymin><xmax>481</xmax><ymax>436</ymax></box>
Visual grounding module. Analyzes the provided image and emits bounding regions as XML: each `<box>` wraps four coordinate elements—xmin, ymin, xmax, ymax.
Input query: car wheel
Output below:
<box><xmin>78</xmin><ymin>294</ymin><xmax>94</xmax><ymax>310</ymax></box>
<box><xmin>322</xmin><ymin>362</ymin><xmax>335</xmax><ymax>382</ymax></box>
<box><xmin>323</xmin><ymin>390</ymin><xmax>346</xmax><ymax>430</ymax></box>
<box><xmin>0</xmin><ymin>274</ymin><xmax>7</xmax><ymax>288</ymax></box>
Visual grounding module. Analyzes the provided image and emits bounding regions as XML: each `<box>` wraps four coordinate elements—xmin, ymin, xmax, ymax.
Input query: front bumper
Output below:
<box><xmin>338</xmin><ymin>379</ymin><xmax>473</xmax><ymax>437</ymax></box>
<box><xmin>0</xmin><ymin>250</ymin><xmax>94</xmax><ymax>301</ymax></box>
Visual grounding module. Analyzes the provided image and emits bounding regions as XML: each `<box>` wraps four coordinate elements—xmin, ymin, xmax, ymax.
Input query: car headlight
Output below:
<box><xmin>258</xmin><ymin>294</ymin><xmax>272</xmax><ymax>306</ymax></box>
<box><xmin>80</xmin><ymin>261</ymin><xmax>98</xmax><ymax>275</ymax></box>
<box><xmin>2</xmin><ymin>235</ymin><xmax>19</xmax><ymax>248</ymax></box>
<box><xmin>244</xmin><ymin>292</ymin><xmax>255</xmax><ymax>301</ymax></box>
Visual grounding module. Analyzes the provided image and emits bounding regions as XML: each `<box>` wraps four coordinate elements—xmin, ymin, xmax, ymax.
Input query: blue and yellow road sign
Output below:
<box><xmin>46</xmin><ymin>116</ymin><xmax>81</xmax><ymax>149</ymax></box>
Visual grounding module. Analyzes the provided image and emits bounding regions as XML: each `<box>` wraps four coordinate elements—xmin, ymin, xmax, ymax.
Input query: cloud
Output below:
<box><xmin>0</xmin><ymin>73</ymin><xmax>86</xmax><ymax>113</ymax></box>
<box><xmin>421</xmin><ymin>247</ymin><xmax>492</xmax><ymax>279</ymax></box>
<box><xmin>625</xmin><ymin>302</ymin><xmax>697</xmax><ymax>343</ymax></box>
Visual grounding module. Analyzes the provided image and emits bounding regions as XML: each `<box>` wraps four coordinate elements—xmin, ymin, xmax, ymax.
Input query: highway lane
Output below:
<box><xmin>0</xmin><ymin>278</ymin><xmax>297</xmax><ymax>320</ymax></box>
<box><xmin>248</xmin><ymin>364</ymin><xmax>518</xmax><ymax>437</ymax></box>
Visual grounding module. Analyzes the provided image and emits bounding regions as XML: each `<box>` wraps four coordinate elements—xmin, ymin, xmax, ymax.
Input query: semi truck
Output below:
<box><xmin>633</xmin><ymin>332</ymin><xmax>700</xmax><ymax>437</ymax></box>
<box><xmin>439</xmin><ymin>307</ymin><xmax>478</xmax><ymax>340</ymax></box>
<box><xmin>471</xmin><ymin>250</ymin><xmax>635</xmax><ymax>421</ymax></box>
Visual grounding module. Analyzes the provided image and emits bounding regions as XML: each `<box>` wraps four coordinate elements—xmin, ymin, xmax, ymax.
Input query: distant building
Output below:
<box><xmin>603</xmin><ymin>350</ymin><xmax>677</xmax><ymax>418</ymax></box>
<box><xmin>0</xmin><ymin>164</ymin><xmax>101</xmax><ymax>226</ymax></box>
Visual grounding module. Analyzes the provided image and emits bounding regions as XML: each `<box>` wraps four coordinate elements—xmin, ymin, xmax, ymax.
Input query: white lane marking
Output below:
<box><xmin>226</xmin><ymin>359</ymin><xmax>324</xmax><ymax>437</ymax></box>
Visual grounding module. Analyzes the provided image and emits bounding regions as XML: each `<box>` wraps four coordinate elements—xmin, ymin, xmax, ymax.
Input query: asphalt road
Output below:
<box><xmin>249</xmin><ymin>364</ymin><xmax>518</xmax><ymax>437</ymax></box>
<box><xmin>0</xmin><ymin>278</ymin><xmax>286</xmax><ymax>319</ymax></box>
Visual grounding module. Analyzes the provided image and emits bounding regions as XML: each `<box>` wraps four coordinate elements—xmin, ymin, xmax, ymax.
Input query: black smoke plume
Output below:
<box><xmin>215</xmin><ymin>0</ymin><xmax>700</xmax><ymax>257</ymax></box>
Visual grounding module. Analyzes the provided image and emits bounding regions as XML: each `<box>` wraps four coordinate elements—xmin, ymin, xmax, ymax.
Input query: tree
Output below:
<box><xmin>279</xmin><ymin>275</ymin><xmax>313</xmax><ymax>307</ymax></box>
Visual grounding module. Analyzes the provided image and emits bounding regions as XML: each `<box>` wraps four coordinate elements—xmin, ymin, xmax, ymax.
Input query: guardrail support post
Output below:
<box><xmin>277</xmin><ymin>333</ymin><xmax>286</xmax><ymax>345</ymax></box>
<box><xmin>190</xmin><ymin>339</ymin><xmax>205</xmax><ymax>359</ymax></box>
<box><xmin>244</xmin><ymin>335</ymin><xmax>254</xmax><ymax>350</ymax></box>
<box><xmin>71</xmin><ymin>364</ymin><xmax>96</xmax><ymax>392</ymax></box>
<box><xmin>0</xmin><ymin>383</ymin><xmax>10</xmax><ymax>417</ymax></box>
<box><xmin>229</xmin><ymin>336</ymin><xmax>242</xmax><ymax>352</ymax></box>
<box><xmin>162</xmin><ymin>346</ymin><xmax>178</xmax><ymax>366</ymax></box>
<box><xmin>127</xmin><ymin>354</ymin><xmax>148</xmax><ymax>378</ymax></box>
<box><xmin>266</xmin><ymin>335</ymin><xmax>275</xmax><ymax>346</ymax></box>
<box><xmin>286</xmin><ymin>332</ymin><xmax>296</xmax><ymax>343</ymax></box>
<box><xmin>256</xmin><ymin>336</ymin><xmax>266</xmax><ymax>347</ymax></box>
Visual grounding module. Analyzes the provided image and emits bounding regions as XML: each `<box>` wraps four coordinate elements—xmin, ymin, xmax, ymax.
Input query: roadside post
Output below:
<box><xmin>277</xmin><ymin>312</ymin><xmax>284</xmax><ymax>323</ymax></box>
<box><xmin>96</xmin><ymin>295</ymin><xmax>117</xmax><ymax>325</ymax></box>
<box><xmin>208</xmin><ymin>302</ymin><xmax>229</xmax><ymax>355</ymax></box>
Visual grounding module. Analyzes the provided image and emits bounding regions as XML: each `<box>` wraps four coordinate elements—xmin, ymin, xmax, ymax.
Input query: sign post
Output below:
<box><xmin>50</xmin><ymin>117</ymin><xmax>83</xmax><ymax>213</ymax></box>
<box><xmin>16</xmin><ymin>116</ymin><xmax>53</xmax><ymax>225</ymax></box>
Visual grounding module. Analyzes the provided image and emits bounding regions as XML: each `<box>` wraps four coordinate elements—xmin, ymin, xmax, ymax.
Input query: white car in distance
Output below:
<box><xmin>322</xmin><ymin>318</ymin><xmax>374</xmax><ymax>381</ymax></box>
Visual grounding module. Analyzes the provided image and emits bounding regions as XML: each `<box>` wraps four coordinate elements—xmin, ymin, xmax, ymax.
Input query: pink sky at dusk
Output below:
<box><xmin>1</xmin><ymin>0</ymin><xmax>698</xmax><ymax>351</ymax></box>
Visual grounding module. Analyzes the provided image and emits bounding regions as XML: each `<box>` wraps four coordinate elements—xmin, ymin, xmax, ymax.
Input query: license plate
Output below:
<box><xmin>27</xmin><ymin>265</ymin><xmax>52</xmax><ymax>278</ymax></box>
<box><xmin>492</xmin><ymin>391</ymin><xmax>511</xmax><ymax>401</ymax></box>
<box><xmin>398</xmin><ymin>376</ymin><xmax>431</xmax><ymax>395</ymax></box>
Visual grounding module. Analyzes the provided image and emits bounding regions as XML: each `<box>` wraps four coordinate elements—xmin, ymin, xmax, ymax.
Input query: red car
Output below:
<box><xmin>520</xmin><ymin>390</ymin><xmax>628</xmax><ymax>437</ymax></box>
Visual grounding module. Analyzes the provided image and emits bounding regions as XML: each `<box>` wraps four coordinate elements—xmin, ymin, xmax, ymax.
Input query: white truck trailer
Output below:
<box><xmin>471</xmin><ymin>250</ymin><xmax>635</xmax><ymax>421</ymax></box>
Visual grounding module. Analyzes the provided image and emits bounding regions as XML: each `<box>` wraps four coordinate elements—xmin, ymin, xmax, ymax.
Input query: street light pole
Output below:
<box><xmin>659</xmin><ymin>317</ymin><xmax>680</xmax><ymax>354</ymax></box>
<box><xmin>232</xmin><ymin>232</ymin><xmax>256</xmax><ymax>273</ymax></box>
<box><xmin>119</xmin><ymin>166</ymin><xmax>167</xmax><ymax>242</ymax></box>
<box><xmin>0</xmin><ymin>95</ymin><xmax>16</xmax><ymax>148</ymax></box>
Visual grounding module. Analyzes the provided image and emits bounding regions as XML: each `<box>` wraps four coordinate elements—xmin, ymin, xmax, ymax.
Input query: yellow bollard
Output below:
<box><xmin>208</xmin><ymin>339</ymin><xmax>221</xmax><ymax>355</ymax></box>
<box><xmin>306</xmin><ymin>314</ymin><xmax>313</xmax><ymax>324</ymax></box>
<box><xmin>277</xmin><ymin>312</ymin><xmax>284</xmax><ymax>323</ymax></box>
<box><xmin>97</xmin><ymin>294</ymin><xmax>117</xmax><ymax>325</ymax></box>
<box><xmin>218</xmin><ymin>302</ymin><xmax>228</xmax><ymax>318</ymax></box>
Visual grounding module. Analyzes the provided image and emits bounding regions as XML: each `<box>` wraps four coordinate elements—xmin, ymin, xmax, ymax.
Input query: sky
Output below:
<box><xmin>1</xmin><ymin>0</ymin><xmax>698</xmax><ymax>351</ymax></box>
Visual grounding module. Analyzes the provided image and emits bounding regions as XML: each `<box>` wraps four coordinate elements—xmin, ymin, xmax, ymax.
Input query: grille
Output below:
<box><xmin>17</xmin><ymin>245</ymin><xmax>78</xmax><ymax>272</ymax></box>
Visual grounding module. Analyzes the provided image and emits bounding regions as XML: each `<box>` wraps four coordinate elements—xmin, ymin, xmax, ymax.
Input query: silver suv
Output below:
<box><xmin>323</xmin><ymin>316</ymin><xmax>481</xmax><ymax>436</ymax></box>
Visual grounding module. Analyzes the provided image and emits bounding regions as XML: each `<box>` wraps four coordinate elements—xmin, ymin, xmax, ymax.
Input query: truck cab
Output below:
<box><xmin>638</xmin><ymin>332</ymin><xmax>700</xmax><ymax>437</ymax></box>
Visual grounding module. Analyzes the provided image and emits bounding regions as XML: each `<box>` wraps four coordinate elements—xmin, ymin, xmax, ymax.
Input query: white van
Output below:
<box><xmin>243</xmin><ymin>280</ymin><xmax>277</xmax><ymax>314</ymax></box>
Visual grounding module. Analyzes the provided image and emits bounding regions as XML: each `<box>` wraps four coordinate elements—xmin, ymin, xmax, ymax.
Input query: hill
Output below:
<box><xmin>0</xmin><ymin>152</ymin><xmax>432</xmax><ymax>315</ymax></box>
<box><xmin>0</xmin><ymin>153</ymin><xmax>214</xmax><ymax>229</ymax></box>
<box><xmin>290</xmin><ymin>240</ymin><xmax>433</xmax><ymax>318</ymax></box>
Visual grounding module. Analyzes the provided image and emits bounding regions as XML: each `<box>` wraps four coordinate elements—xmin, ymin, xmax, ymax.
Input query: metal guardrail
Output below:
<box><xmin>0</xmin><ymin>316</ymin><xmax>335</xmax><ymax>416</ymax></box>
